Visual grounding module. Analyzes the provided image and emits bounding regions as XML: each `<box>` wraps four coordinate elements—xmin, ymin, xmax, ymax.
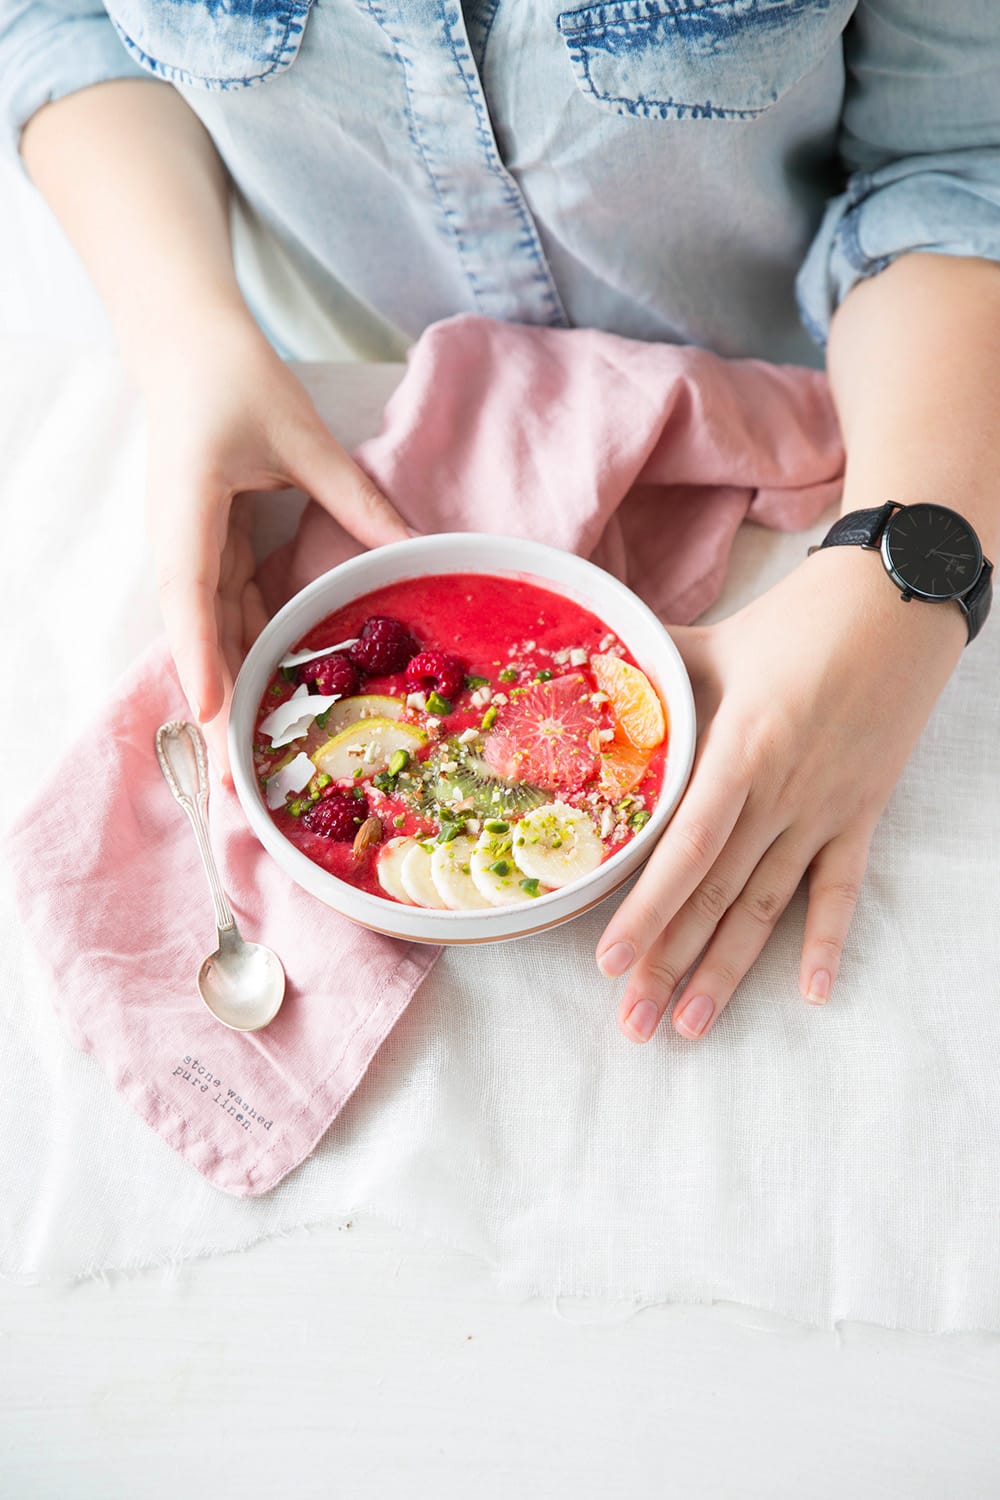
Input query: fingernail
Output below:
<box><xmin>806</xmin><ymin>969</ymin><xmax>831</xmax><ymax>1006</ymax></box>
<box><xmin>674</xmin><ymin>993</ymin><xmax>714</xmax><ymax>1038</ymax></box>
<box><xmin>624</xmin><ymin>999</ymin><xmax>659</xmax><ymax>1042</ymax></box>
<box><xmin>405</xmin><ymin>525</ymin><xmax>422</xmax><ymax>538</ymax></box>
<box><xmin>598</xmin><ymin>942</ymin><xmax>635</xmax><ymax>978</ymax></box>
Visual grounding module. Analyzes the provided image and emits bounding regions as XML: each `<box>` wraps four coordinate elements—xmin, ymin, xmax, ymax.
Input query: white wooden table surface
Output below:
<box><xmin>3</xmin><ymin>1215</ymin><xmax>1000</xmax><ymax>1499</ymax></box>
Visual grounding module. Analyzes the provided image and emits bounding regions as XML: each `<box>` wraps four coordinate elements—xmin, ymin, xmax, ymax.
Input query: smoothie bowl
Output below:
<box><xmin>229</xmin><ymin>534</ymin><xmax>696</xmax><ymax>944</ymax></box>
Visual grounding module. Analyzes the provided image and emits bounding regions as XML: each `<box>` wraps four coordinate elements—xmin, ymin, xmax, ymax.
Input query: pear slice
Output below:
<box><xmin>310</xmin><ymin>717</ymin><xmax>427</xmax><ymax>782</ymax></box>
<box><xmin>321</xmin><ymin>693</ymin><xmax>405</xmax><ymax>736</ymax></box>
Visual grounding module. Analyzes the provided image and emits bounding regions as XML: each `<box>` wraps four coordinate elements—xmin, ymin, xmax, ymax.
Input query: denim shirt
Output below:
<box><xmin>4</xmin><ymin>1</ymin><xmax>1000</xmax><ymax>366</ymax></box>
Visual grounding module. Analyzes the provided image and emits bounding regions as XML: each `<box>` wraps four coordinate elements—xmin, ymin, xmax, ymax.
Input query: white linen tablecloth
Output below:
<box><xmin>1</xmin><ymin>342</ymin><xmax>998</xmax><ymax>1333</ymax></box>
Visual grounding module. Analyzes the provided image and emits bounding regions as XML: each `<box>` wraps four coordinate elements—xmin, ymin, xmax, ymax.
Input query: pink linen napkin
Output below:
<box><xmin>8</xmin><ymin>315</ymin><xmax>843</xmax><ymax>1196</ymax></box>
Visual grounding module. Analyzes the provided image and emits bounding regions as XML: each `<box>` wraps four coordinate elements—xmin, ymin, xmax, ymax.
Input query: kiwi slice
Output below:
<box><xmin>424</xmin><ymin>747</ymin><xmax>546</xmax><ymax>820</ymax></box>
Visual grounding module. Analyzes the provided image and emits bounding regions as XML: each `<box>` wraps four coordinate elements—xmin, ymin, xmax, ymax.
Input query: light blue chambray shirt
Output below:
<box><xmin>3</xmin><ymin>1</ymin><xmax>1000</xmax><ymax>366</ymax></box>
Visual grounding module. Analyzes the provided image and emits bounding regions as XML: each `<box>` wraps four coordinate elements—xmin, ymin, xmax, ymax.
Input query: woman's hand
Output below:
<box><xmin>22</xmin><ymin>84</ymin><xmax>410</xmax><ymax>776</ymax></box>
<box><xmin>143</xmin><ymin>312</ymin><xmax>411</xmax><ymax>777</ymax></box>
<box><xmin>596</xmin><ymin>544</ymin><xmax>966</xmax><ymax>1042</ymax></box>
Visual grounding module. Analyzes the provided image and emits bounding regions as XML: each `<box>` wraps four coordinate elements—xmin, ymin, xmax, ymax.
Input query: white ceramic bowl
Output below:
<box><xmin>230</xmin><ymin>534</ymin><xmax>696</xmax><ymax>944</ymax></box>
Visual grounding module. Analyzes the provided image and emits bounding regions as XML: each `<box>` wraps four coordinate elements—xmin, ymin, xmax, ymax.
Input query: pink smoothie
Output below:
<box><xmin>254</xmin><ymin>573</ymin><xmax>668</xmax><ymax>902</ymax></box>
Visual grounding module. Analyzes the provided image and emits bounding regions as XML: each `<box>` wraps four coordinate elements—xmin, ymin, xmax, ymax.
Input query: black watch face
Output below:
<box><xmin>882</xmin><ymin>504</ymin><xmax>983</xmax><ymax>601</ymax></box>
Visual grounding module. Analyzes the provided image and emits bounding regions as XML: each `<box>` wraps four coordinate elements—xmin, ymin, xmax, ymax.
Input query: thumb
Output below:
<box><xmin>664</xmin><ymin>623</ymin><xmax>720</xmax><ymax>730</ymax></box>
<box><xmin>150</xmin><ymin>477</ymin><xmax>229</xmax><ymax>727</ymax></box>
<box><xmin>292</xmin><ymin>419</ymin><xmax>415</xmax><ymax>549</ymax></box>
<box><xmin>664</xmin><ymin>622</ymin><xmax>711</xmax><ymax>676</ymax></box>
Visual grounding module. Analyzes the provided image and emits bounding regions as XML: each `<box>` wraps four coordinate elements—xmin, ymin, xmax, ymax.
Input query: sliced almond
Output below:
<box><xmin>352</xmin><ymin>815</ymin><xmax>383</xmax><ymax>862</ymax></box>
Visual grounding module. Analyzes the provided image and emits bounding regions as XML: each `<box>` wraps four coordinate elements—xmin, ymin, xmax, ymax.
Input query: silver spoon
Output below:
<box><xmin>155</xmin><ymin>720</ymin><xmax>285</xmax><ymax>1032</ymax></box>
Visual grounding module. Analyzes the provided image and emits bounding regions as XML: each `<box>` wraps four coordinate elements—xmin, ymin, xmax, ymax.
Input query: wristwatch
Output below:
<box><xmin>810</xmin><ymin>501</ymin><xmax>993</xmax><ymax>643</ymax></box>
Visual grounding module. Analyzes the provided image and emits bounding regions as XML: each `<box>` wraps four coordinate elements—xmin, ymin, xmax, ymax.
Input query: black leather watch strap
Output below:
<box><xmin>817</xmin><ymin>502</ymin><xmax>895</xmax><ymax>550</ymax></box>
<box><xmin>959</xmin><ymin>558</ymin><xmax>994</xmax><ymax>643</ymax></box>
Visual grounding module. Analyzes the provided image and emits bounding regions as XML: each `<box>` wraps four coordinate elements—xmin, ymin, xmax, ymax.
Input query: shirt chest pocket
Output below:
<box><xmin>105</xmin><ymin>0</ymin><xmax>316</xmax><ymax>90</ymax></box>
<box><xmin>557</xmin><ymin>0</ymin><xmax>850</xmax><ymax>121</ymax></box>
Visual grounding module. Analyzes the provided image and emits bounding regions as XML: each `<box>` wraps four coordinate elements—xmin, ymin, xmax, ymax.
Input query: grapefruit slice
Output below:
<box><xmin>482</xmin><ymin>673</ymin><xmax>601</xmax><ymax>793</ymax></box>
<box><xmin>590</xmin><ymin>654</ymin><xmax>666</xmax><ymax>752</ymax></box>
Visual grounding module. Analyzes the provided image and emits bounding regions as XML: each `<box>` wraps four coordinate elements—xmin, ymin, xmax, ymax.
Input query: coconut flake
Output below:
<box><xmin>264</xmin><ymin>752</ymin><xmax>315</xmax><ymax>810</ymax></box>
<box><xmin>278</xmin><ymin>637</ymin><xmax>358</xmax><ymax>671</ymax></box>
<box><xmin>259</xmin><ymin>684</ymin><xmax>341</xmax><ymax>748</ymax></box>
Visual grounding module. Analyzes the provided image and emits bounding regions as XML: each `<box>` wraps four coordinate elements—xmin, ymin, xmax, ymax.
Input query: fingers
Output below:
<box><xmin>621</xmin><ymin>829</ymin><xmax>806</xmax><ymax>1043</ymax></box>
<box><xmin>207</xmin><ymin>528</ymin><xmax>262</xmax><ymax>786</ymax></box>
<box><xmin>616</xmin><ymin>816</ymin><xmax>777</xmax><ymax>1040</ymax></box>
<box><xmin>293</xmin><ymin>420</ymin><xmax>413</xmax><ymax>549</ymax></box>
<box><xmin>596</xmin><ymin>734</ymin><xmax>749</xmax><ymax>978</ymax></box>
<box><xmin>242</xmin><ymin>577</ymin><xmax>270</xmax><ymax>652</ymax></box>
<box><xmin>152</xmin><ymin>485</ymin><xmax>228</xmax><ymax>725</ymax></box>
<box><xmin>798</xmin><ymin>830</ymin><xmax>871</xmax><ymax>1006</ymax></box>
<box><xmin>200</xmin><ymin>664</ymin><xmax>234</xmax><ymax>786</ymax></box>
<box><xmin>614</xmin><ymin>824</ymin><xmax>872</xmax><ymax>1045</ymax></box>
<box><xmin>668</xmin><ymin>834</ymin><xmax>807</xmax><ymax>1039</ymax></box>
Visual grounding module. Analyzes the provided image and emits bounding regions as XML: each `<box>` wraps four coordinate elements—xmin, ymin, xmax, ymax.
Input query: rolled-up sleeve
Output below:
<box><xmin>797</xmin><ymin>0</ymin><xmax>1000</xmax><ymax>343</ymax></box>
<box><xmin>0</xmin><ymin>1</ymin><xmax>147</xmax><ymax>162</ymax></box>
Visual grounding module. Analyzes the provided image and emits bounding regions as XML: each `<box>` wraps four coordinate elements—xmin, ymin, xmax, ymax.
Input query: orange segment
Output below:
<box><xmin>597</xmin><ymin>737</ymin><xmax>651</xmax><ymax>798</ymax></box>
<box><xmin>590</xmin><ymin>654</ymin><xmax>666</xmax><ymax>752</ymax></box>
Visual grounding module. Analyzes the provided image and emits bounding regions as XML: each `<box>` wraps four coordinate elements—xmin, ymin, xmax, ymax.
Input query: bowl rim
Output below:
<box><xmin>229</xmin><ymin>533</ymin><xmax>696</xmax><ymax>937</ymax></box>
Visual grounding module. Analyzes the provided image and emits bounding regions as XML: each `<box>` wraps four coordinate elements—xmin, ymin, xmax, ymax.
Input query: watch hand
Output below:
<box><xmin>926</xmin><ymin>527</ymin><xmax>963</xmax><ymax>559</ymax></box>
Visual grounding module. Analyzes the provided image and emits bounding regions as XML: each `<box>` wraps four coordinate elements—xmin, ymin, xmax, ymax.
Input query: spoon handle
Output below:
<box><xmin>155</xmin><ymin>721</ymin><xmax>237</xmax><ymax>935</ymax></box>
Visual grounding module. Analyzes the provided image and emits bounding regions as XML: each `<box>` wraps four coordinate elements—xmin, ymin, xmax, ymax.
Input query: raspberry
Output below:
<box><xmin>298</xmin><ymin>652</ymin><xmax>358</xmax><ymax>697</ymax></box>
<box><xmin>302</xmin><ymin>789</ymin><xmax>369</xmax><ymax>841</ymax></box>
<box><xmin>405</xmin><ymin>650</ymin><xmax>465</xmax><ymax>702</ymax></box>
<box><xmin>349</xmin><ymin>616</ymin><xmax>418</xmax><ymax>675</ymax></box>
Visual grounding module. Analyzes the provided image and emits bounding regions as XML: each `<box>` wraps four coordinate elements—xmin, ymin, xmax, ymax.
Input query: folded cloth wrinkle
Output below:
<box><xmin>6</xmin><ymin>314</ymin><xmax>843</xmax><ymax>1196</ymax></box>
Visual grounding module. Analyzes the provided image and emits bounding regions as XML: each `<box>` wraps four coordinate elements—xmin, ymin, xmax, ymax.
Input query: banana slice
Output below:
<box><xmin>376</xmin><ymin>837</ymin><xmax>418</xmax><ymax>904</ymax></box>
<box><xmin>400</xmin><ymin>842</ymin><xmax>449</xmax><ymax>909</ymax></box>
<box><xmin>430</xmin><ymin>836</ymin><xmax>492</xmax><ymax>910</ymax></box>
<box><xmin>470</xmin><ymin>827</ymin><xmax>532</xmax><ymax>906</ymax></box>
<box><xmin>511</xmin><ymin>801</ymin><xmax>604</xmax><ymax>889</ymax></box>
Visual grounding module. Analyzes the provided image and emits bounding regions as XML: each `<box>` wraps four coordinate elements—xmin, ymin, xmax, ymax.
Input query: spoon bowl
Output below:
<box><xmin>156</xmin><ymin>721</ymin><xmax>286</xmax><ymax>1033</ymax></box>
<box><xmin>197</xmin><ymin>927</ymin><xmax>286</xmax><ymax>1033</ymax></box>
